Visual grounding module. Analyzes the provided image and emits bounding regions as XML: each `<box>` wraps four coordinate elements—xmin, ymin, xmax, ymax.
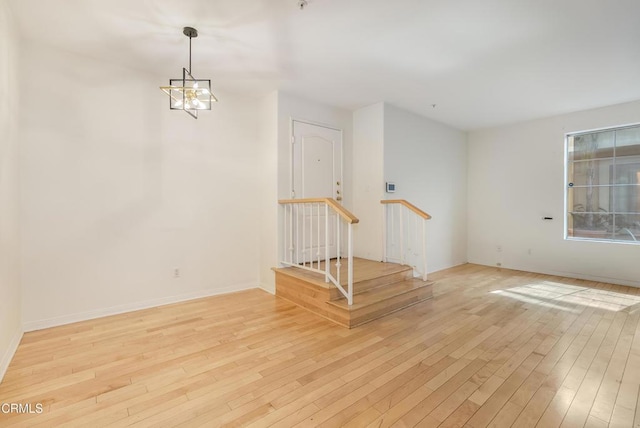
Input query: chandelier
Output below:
<box><xmin>160</xmin><ymin>27</ymin><xmax>217</xmax><ymax>119</ymax></box>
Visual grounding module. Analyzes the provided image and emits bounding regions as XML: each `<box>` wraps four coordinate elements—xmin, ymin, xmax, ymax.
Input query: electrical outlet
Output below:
<box><xmin>173</xmin><ymin>268</ymin><xmax>180</xmax><ymax>278</ymax></box>
<box><xmin>496</xmin><ymin>262</ymin><xmax>502</xmax><ymax>267</ymax></box>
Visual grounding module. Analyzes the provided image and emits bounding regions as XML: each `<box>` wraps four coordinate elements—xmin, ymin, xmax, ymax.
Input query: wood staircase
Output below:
<box><xmin>273</xmin><ymin>257</ymin><xmax>434</xmax><ymax>328</ymax></box>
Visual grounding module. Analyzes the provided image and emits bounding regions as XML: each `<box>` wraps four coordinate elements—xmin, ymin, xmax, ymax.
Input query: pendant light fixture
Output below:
<box><xmin>160</xmin><ymin>27</ymin><xmax>217</xmax><ymax>119</ymax></box>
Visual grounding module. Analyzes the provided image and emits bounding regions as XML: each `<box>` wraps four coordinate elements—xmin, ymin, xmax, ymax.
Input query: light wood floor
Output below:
<box><xmin>2</xmin><ymin>264</ymin><xmax>640</xmax><ymax>427</ymax></box>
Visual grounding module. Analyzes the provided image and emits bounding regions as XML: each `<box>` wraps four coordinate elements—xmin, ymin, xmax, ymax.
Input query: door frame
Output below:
<box><xmin>289</xmin><ymin>117</ymin><xmax>344</xmax><ymax>200</ymax></box>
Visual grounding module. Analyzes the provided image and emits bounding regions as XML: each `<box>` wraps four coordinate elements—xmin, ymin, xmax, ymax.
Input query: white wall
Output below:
<box><xmin>19</xmin><ymin>41</ymin><xmax>263</xmax><ymax>329</ymax></box>
<box><xmin>352</xmin><ymin>102</ymin><xmax>385</xmax><ymax>260</ymax></box>
<box><xmin>0</xmin><ymin>0</ymin><xmax>23</xmax><ymax>382</ymax></box>
<box><xmin>384</xmin><ymin>104</ymin><xmax>468</xmax><ymax>272</ymax></box>
<box><xmin>468</xmin><ymin>100</ymin><xmax>640</xmax><ymax>287</ymax></box>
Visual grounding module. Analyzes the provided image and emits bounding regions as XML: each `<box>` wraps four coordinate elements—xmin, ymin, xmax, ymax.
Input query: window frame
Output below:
<box><xmin>564</xmin><ymin>122</ymin><xmax>640</xmax><ymax>245</ymax></box>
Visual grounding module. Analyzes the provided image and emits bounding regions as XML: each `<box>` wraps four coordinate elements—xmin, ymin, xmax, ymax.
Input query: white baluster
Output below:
<box><xmin>309</xmin><ymin>204</ymin><xmax>313</xmax><ymax>269</ymax></box>
<box><xmin>325</xmin><ymin>204</ymin><xmax>330</xmax><ymax>282</ymax></box>
<box><xmin>295</xmin><ymin>204</ymin><xmax>300</xmax><ymax>265</ymax></box>
<box><xmin>283</xmin><ymin>203</ymin><xmax>287</xmax><ymax>264</ymax></box>
<box><xmin>399</xmin><ymin>205</ymin><xmax>405</xmax><ymax>265</ymax></box>
<box><xmin>416</xmin><ymin>214</ymin><xmax>420</xmax><ymax>271</ymax></box>
<box><xmin>288</xmin><ymin>205</ymin><xmax>293</xmax><ymax>264</ymax></box>
<box><xmin>317</xmin><ymin>203</ymin><xmax>321</xmax><ymax>268</ymax></box>
<box><xmin>390</xmin><ymin>204</ymin><xmax>395</xmax><ymax>260</ymax></box>
<box><xmin>311</xmin><ymin>204</ymin><xmax>315</xmax><ymax>269</ymax></box>
<box><xmin>382</xmin><ymin>204</ymin><xmax>387</xmax><ymax>262</ymax></box>
<box><xmin>347</xmin><ymin>223</ymin><xmax>353</xmax><ymax>306</ymax></box>
<box><xmin>422</xmin><ymin>218</ymin><xmax>427</xmax><ymax>281</ymax></box>
<box><xmin>303</xmin><ymin>204</ymin><xmax>307</xmax><ymax>266</ymax></box>
<box><xmin>336</xmin><ymin>212</ymin><xmax>341</xmax><ymax>287</ymax></box>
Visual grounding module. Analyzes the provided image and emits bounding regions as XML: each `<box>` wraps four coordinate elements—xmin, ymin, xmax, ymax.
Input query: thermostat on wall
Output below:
<box><xmin>386</xmin><ymin>182</ymin><xmax>396</xmax><ymax>193</ymax></box>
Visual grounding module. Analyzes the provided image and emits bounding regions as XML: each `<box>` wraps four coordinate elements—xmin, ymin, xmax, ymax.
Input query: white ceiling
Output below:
<box><xmin>8</xmin><ymin>0</ymin><xmax>640</xmax><ymax>130</ymax></box>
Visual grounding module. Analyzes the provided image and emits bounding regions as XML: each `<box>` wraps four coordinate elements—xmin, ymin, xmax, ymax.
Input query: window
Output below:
<box><xmin>566</xmin><ymin>124</ymin><xmax>640</xmax><ymax>243</ymax></box>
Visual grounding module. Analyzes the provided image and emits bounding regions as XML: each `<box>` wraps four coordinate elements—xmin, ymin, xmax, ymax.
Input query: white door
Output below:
<box><xmin>291</xmin><ymin>121</ymin><xmax>343</xmax><ymax>261</ymax></box>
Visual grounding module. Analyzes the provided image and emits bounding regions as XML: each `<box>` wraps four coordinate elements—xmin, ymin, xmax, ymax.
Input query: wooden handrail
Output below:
<box><xmin>381</xmin><ymin>200</ymin><xmax>432</xmax><ymax>219</ymax></box>
<box><xmin>279</xmin><ymin>198</ymin><xmax>359</xmax><ymax>224</ymax></box>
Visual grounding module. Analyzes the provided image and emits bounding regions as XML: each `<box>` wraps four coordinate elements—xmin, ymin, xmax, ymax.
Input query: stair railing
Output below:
<box><xmin>381</xmin><ymin>200</ymin><xmax>431</xmax><ymax>281</ymax></box>
<box><xmin>279</xmin><ymin>198</ymin><xmax>359</xmax><ymax>305</ymax></box>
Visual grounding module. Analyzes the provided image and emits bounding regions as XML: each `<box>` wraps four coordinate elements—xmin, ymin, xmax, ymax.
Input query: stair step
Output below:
<box><xmin>329</xmin><ymin>266</ymin><xmax>413</xmax><ymax>300</ymax></box>
<box><xmin>328</xmin><ymin>278</ymin><xmax>434</xmax><ymax>310</ymax></box>
<box><xmin>326</xmin><ymin>278</ymin><xmax>434</xmax><ymax>327</ymax></box>
<box><xmin>274</xmin><ymin>258</ymin><xmax>433</xmax><ymax>328</ymax></box>
<box><xmin>272</xmin><ymin>257</ymin><xmax>414</xmax><ymax>299</ymax></box>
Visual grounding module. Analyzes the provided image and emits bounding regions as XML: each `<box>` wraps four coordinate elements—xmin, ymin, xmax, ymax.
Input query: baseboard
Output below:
<box><xmin>471</xmin><ymin>262</ymin><xmax>640</xmax><ymax>289</ymax></box>
<box><xmin>427</xmin><ymin>261</ymin><xmax>468</xmax><ymax>275</ymax></box>
<box><xmin>0</xmin><ymin>326</ymin><xmax>23</xmax><ymax>384</ymax></box>
<box><xmin>542</xmin><ymin>268</ymin><xmax>640</xmax><ymax>288</ymax></box>
<box><xmin>23</xmin><ymin>282</ymin><xmax>258</xmax><ymax>332</ymax></box>
<box><xmin>258</xmin><ymin>283</ymin><xmax>275</xmax><ymax>295</ymax></box>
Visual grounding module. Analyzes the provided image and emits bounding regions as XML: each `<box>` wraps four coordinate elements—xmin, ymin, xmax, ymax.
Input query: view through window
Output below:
<box><xmin>566</xmin><ymin>124</ymin><xmax>640</xmax><ymax>243</ymax></box>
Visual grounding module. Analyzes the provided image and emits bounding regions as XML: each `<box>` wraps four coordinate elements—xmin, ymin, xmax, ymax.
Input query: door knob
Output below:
<box><xmin>336</xmin><ymin>196</ymin><xmax>343</xmax><ymax>201</ymax></box>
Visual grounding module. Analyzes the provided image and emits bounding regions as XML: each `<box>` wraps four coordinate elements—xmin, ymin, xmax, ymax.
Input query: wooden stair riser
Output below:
<box><xmin>274</xmin><ymin>272</ymin><xmax>349</xmax><ymax>327</ymax></box>
<box><xmin>328</xmin><ymin>268</ymin><xmax>413</xmax><ymax>300</ymax></box>
<box><xmin>275</xmin><ymin>272</ymin><xmax>332</xmax><ymax>301</ymax></box>
<box><xmin>276</xmin><ymin>289</ymin><xmax>349</xmax><ymax>327</ymax></box>
<box><xmin>329</xmin><ymin>286</ymin><xmax>433</xmax><ymax>328</ymax></box>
